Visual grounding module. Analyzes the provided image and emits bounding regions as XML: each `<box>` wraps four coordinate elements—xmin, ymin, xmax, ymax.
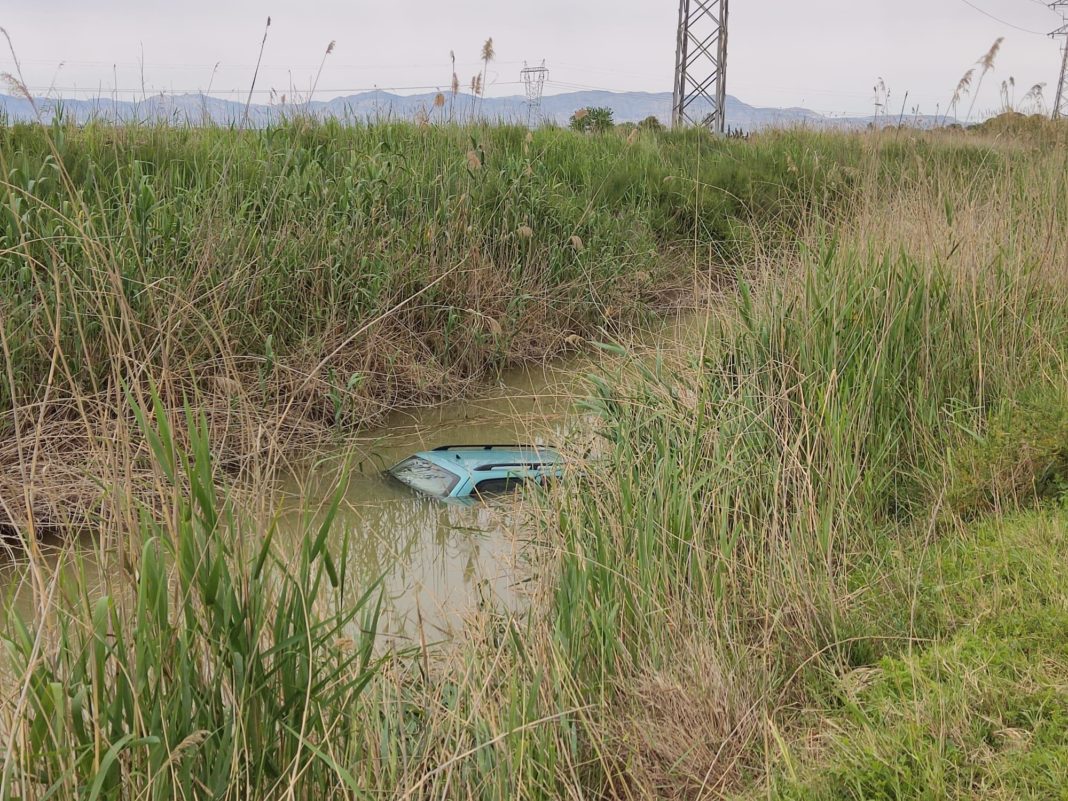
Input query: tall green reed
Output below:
<box><xmin>2</xmin><ymin>395</ymin><xmax>381</xmax><ymax>800</ymax></box>
<box><xmin>0</xmin><ymin>121</ymin><xmax>856</xmax><ymax>422</ymax></box>
<box><xmin>554</xmin><ymin>232</ymin><xmax>1065</xmax><ymax>689</ymax></box>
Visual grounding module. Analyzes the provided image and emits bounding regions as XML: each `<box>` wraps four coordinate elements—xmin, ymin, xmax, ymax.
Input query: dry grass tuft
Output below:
<box><xmin>611</xmin><ymin>640</ymin><xmax>763</xmax><ymax>798</ymax></box>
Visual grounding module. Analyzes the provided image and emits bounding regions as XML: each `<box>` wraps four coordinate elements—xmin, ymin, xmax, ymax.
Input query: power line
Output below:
<box><xmin>12</xmin><ymin>57</ymin><xmax>528</xmax><ymax>71</ymax></box>
<box><xmin>546</xmin><ymin>78</ymin><xmax>619</xmax><ymax>92</ymax></box>
<box><xmin>955</xmin><ymin>0</ymin><xmax>1051</xmax><ymax>34</ymax></box>
<box><xmin>17</xmin><ymin>81</ymin><xmax>527</xmax><ymax>96</ymax></box>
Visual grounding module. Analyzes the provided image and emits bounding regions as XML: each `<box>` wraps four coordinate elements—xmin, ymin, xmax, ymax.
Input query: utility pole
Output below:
<box><xmin>672</xmin><ymin>0</ymin><xmax>729</xmax><ymax>133</ymax></box>
<box><xmin>521</xmin><ymin>61</ymin><xmax>548</xmax><ymax>126</ymax></box>
<box><xmin>1051</xmin><ymin>2</ymin><xmax>1068</xmax><ymax>120</ymax></box>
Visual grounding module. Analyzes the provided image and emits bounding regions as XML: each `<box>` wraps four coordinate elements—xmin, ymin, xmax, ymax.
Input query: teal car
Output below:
<box><xmin>388</xmin><ymin>445</ymin><xmax>564</xmax><ymax>501</ymax></box>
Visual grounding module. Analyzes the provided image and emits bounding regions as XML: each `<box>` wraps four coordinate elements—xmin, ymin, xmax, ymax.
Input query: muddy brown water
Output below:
<box><xmin>0</xmin><ymin>358</ymin><xmax>591</xmax><ymax>642</ymax></box>
<box><xmin>1</xmin><ymin>311</ymin><xmax>708</xmax><ymax>643</ymax></box>
<box><xmin>271</xmin><ymin>358</ymin><xmax>589</xmax><ymax>641</ymax></box>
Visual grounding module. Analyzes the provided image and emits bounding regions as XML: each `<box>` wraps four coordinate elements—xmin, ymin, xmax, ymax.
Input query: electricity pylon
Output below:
<box><xmin>672</xmin><ymin>0</ymin><xmax>729</xmax><ymax>132</ymax></box>
<box><xmin>1052</xmin><ymin>2</ymin><xmax>1068</xmax><ymax>120</ymax></box>
<box><xmin>521</xmin><ymin>61</ymin><xmax>548</xmax><ymax>126</ymax></box>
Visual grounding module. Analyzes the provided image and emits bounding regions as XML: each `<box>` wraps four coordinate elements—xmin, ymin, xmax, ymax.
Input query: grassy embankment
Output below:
<box><xmin>553</xmin><ymin>130</ymin><xmax>1068</xmax><ymax>797</ymax></box>
<box><xmin>3</xmin><ymin>121</ymin><xmax>1068</xmax><ymax>799</ymax></box>
<box><xmin>0</xmin><ymin>120</ymin><xmax>846</xmax><ymax>534</ymax></box>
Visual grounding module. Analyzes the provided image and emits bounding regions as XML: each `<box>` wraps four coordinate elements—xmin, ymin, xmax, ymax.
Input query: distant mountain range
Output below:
<box><xmin>0</xmin><ymin>90</ymin><xmax>948</xmax><ymax>132</ymax></box>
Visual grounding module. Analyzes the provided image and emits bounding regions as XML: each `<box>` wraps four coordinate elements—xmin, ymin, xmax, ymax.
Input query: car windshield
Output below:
<box><xmin>389</xmin><ymin>457</ymin><xmax>461</xmax><ymax>498</ymax></box>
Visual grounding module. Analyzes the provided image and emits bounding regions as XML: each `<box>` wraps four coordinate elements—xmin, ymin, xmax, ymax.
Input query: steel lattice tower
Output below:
<box><xmin>521</xmin><ymin>61</ymin><xmax>548</xmax><ymax>126</ymax></box>
<box><xmin>1052</xmin><ymin>2</ymin><xmax>1068</xmax><ymax>120</ymax></box>
<box><xmin>673</xmin><ymin>0</ymin><xmax>729</xmax><ymax>132</ymax></box>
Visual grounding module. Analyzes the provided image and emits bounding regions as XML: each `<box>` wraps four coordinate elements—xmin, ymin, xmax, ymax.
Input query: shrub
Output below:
<box><xmin>638</xmin><ymin>115</ymin><xmax>664</xmax><ymax>132</ymax></box>
<box><xmin>569</xmin><ymin>106</ymin><xmax>614</xmax><ymax>133</ymax></box>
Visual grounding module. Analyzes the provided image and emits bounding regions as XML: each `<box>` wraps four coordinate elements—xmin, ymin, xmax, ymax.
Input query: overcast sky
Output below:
<box><xmin>2</xmin><ymin>1</ymin><xmax>1065</xmax><ymax>118</ymax></box>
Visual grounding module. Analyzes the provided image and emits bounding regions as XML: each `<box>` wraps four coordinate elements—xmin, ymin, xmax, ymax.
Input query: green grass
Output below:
<box><xmin>3</xmin><ymin>124</ymin><xmax>1068</xmax><ymax>799</ymax></box>
<box><xmin>766</xmin><ymin>507</ymin><xmax>1068</xmax><ymax>800</ymax></box>
<box><xmin>523</xmin><ymin>132</ymin><xmax>1068</xmax><ymax>796</ymax></box>
<box><xmin>0</xmin><ymin>121</ymin><xmax>858</xmax><ymax>429</ymax></box>
<box><xmin>2</xmin><ymin>406</ymin><xmax>383</xmax><ymax>799</ymax></box>
<box><xmin>0</xmin><ymin>119</ymin><xmax>880</xmax><ymax>538</ymax></box>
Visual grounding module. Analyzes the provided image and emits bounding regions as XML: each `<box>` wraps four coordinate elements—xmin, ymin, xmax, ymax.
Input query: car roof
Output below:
<box><xmin>414</xmin><ymin>445</ymin><xmax>563</xmax><ymax>478</ymax></box>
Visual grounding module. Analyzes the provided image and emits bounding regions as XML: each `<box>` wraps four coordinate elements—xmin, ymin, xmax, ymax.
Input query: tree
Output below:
<box><xmin>638</xmin><ymin>115</ymin><xmax>664</xmax><ymax>132</ymax></box>
<box><xmin>569</xmin><ymin>106</ymin><xmax>614</xmax><ymax>134</ymax></box>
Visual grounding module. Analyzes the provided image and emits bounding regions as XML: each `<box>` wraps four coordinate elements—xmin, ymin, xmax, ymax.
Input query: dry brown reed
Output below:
<box><xmin>243</xmin><ymin>16</ymin><xmax>272</xmax><ymax>127</ymax></box>
<box><xmin>966</xmin><ymin>37</ymin><xmax>1005</xmax><ymax>122</ymax></box>
<box><xmin>947</xmin><ymin>68</ymin><xmax>975</xmax><ymax>123</ymax></box>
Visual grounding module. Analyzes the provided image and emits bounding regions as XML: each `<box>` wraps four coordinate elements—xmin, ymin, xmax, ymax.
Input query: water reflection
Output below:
<box><xmin>273</xmin><ymin>360</ymin><xmax>581</xmax><ymax>639</ymax></box>
<box><xmin>279</xmin><ymin>474</ymin><xmax>532</xmax><ymax>641</ymax></box>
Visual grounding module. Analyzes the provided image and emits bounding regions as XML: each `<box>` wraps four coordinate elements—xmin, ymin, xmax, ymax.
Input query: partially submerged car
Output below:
<box><xmin>388</xmin><ymin>445</ymin><xmax>563</xmax><ymax>501</ymax></box>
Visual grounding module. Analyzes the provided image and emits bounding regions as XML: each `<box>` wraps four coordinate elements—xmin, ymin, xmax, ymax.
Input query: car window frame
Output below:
<box><xmin>473</xmin><ymin>476</ymin><xmax>527</xmax><ymax>496</ymax></box>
